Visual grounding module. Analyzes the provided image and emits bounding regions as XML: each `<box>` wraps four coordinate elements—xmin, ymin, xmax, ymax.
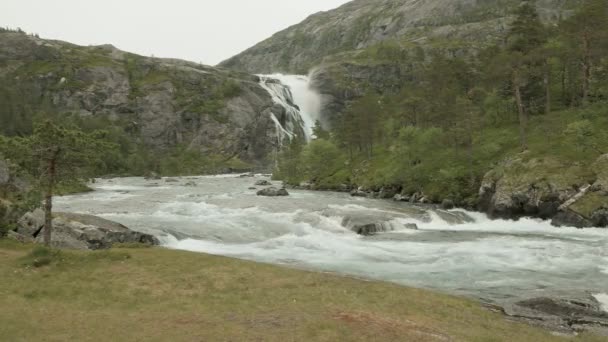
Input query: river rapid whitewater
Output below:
<box><xmin>55</xmin><ymin>175</ymin><xmax>608</xmax><ymax>310</ymax></box>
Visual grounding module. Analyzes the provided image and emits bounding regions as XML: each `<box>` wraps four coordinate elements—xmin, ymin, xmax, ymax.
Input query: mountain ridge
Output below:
<box><xmin>219</xmin><ymin>0</ymin><xmax>578</xmax><ymax>74</ymax></box>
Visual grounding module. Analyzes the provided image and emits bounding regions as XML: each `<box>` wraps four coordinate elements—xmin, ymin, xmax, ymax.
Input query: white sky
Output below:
<box><xmin>1</xmin><ymin>0</ymin><xmax>350</xmax><ymax>65</ymax></box>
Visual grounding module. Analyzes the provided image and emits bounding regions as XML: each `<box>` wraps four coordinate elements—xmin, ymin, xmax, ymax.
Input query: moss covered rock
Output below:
<box><xmin>479</xmin><ymin>156</ymin><xmax>595</xmax><ymax>221</ymax></box>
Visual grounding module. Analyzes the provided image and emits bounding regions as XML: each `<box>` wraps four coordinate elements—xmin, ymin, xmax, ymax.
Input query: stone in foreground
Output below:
<box><xmin>256</xmin><ymin>187</ymin><xmax>289</xmax><ymax>197</ymax></box>
<box><xmin>17</xmin><ymin>211</ymin><xmax>159</xmax><ymax>250</ymax></box>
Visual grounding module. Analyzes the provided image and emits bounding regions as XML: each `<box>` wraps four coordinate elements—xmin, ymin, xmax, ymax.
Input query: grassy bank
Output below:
<box><xmin>0</xmin><ymin>241</ymin><xmax>602</xmax><ymax>341</ymax></box>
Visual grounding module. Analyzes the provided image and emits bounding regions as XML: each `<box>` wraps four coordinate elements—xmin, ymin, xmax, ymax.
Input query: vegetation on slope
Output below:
<box><xmin>0</xmin><ymin>28</ymin><xmax>258</xmax><ymax>179</ymax></box>
<box><xmin>1</xmin><ymin>240</ymin><xmax>603</xmax><ymax>341</ymax></box>
<box><xmin>274</xmin><ymin>1</ymin><xmax>608</xmax><ymax>209</ymax></box>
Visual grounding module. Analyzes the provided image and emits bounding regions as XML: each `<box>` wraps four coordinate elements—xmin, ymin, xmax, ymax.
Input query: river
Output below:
<box><xmin>54</xmin><ymin>175</ymin><xmax>608</xmax><ymax>311</ymax></box>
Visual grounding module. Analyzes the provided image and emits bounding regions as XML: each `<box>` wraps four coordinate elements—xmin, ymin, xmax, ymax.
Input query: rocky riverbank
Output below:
<box><xmin>287</xmin><ymin>153</ymin><xmax>608</xmax><ymax>229</ymax></box>
<box><xmin>10</xmin><ymin>209</ymin><xmax>158</xmax><ymax>250</ymax></box>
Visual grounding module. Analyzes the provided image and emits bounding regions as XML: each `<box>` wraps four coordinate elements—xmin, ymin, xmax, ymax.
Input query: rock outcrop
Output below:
<box><xmin>220</xmin><ymin>0</ymin><xmax>571</xmax><ymax>74</ymax></box>
<box><xmin>479</xmin><ymin>155</ymin><xmax>608</xmax><ymax>228</ymax></box>
<box><xmin>16</xmin><ymin>211</ymin><xmax>159</xmax><ymax>250</ymax></box>
<box><xmin>503</xmin><ymin>296</ymin><xmax>608</xmax><ymax>335</ymax></box>
<box><xmin>0</xmin><ymin>156</ymin><xmax>31</xmax><ymax>236</ymax></box>
<box><xmin>256</xmin><ymin>187</ymin><xmax>289</xmax><ymax>197</ymax></box>
<box><xmin>552</xmin><ymin>154</ymin><xmax>608</xmax><ymax>228</ymax></box>
<box><xmin>0</xmin><ymin>31</ymin><xmax>287</xmax><ymax>169</ymax></box>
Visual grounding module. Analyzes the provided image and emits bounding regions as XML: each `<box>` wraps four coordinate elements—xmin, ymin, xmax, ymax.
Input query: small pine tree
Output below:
<box><xmin>27</xmin><ymin>121</ymin><xmax>114</xmax><ymax>246</ymax></box>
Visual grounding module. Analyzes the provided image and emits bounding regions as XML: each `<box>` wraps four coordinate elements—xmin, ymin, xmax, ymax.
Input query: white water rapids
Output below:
<box><xmin>55</xmin><ymin>175</ymin><xmax>608</xmax><ymax>310</ymax></box>
<box><xmin>258</xmin><ymin>74</ymin><xmax>322</xmax><ymax>142</ymax></box>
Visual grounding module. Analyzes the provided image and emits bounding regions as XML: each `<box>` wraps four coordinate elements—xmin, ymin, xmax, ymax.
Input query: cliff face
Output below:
<box><xmin>219</xmin><ymin>0</ymin><xmax>574</xmax><ymax>74</ymax></box>
<box><xmin>0</xmin><ymin>31</ymin><xmax>287</xmax><ymax>168</ymax></box>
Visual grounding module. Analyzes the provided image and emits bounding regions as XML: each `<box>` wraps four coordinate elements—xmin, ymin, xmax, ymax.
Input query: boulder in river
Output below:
<box><xmin>257</xmin><ymin>187</ymin><xmax>289</xmax><ymax>197</ymax></box>
<box><xmin>441</xmin><ymin>199</ymin><xmax>455</xmax><ymax>210</ymax></box>
<box><xmin>17</xmin><ymin>211</ymin><xmax>158</xmax><ymax>250</ymax></box>
<box><xmin>350</xmin><ymin>188</ymin><xmax>368</xmax><ymax>197</ymax></box>
<box><xmin>341</xmin><ymin>215</ymin><xmax>417</xmax><ymax>236</ymax></box>
<box><xmin>144</xmin><ymin>171</ymin><xmax>162</xmax><ymax>180</ymax></box>
<box><xmin>255</xmin><ymin>180</ymin><xmax>272</xmax><ymax>186</ymax></box>
<box><xmin>393</xmin><ymin>194</ymin><xmax>410</xmax><ymax>202</ymax></box>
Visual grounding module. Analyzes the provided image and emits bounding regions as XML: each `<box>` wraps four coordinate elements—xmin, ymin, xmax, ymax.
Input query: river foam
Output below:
<box><xmin>55</xmin><ymin>176</ymin><xmax>608</xmax><ymax>306</ymax></box>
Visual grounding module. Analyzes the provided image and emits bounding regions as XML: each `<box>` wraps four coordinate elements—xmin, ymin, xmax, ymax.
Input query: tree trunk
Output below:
<box><xmin>467</xmin><ymin>115</ymin><xmax>475</xmax><ymax>186</ymax></box>
<box><xmin>43</xmin><ymin>155</ymin><xmax>56</xmax><ymax>246</ymax></box>
<box><xmin>513</xmin><ymin>69</ymin><xmax>528</xmax><ymax>151</ymax></box>
<box><xmin>544</xmin><ymin>60</ymin><xmax>551</xmax><ymax>115</ymax></box>
<box><xmin>581</xmin><ymin>33</ymin><xmax>591</xmax><ymax>105</ymax></box>
<box><xmin>561</xmin><ymin>63</ymin><xmax>567</xmax><ymax>107</ymax></box>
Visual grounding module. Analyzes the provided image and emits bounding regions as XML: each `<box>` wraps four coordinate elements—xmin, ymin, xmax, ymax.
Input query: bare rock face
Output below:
<box><xmin>219</xmin><ymin>0</ymin><xmax>571</xmax><ymax>74</ymax></box>
<box><xmin>17</xmin><ymin>211</ymin><xmax>159</xmax><ymax>250</ymax></box>
<box><xmin>0</xmin><ymin>32</ymin><xmax>287</xmax><ymax>169</ymax></box>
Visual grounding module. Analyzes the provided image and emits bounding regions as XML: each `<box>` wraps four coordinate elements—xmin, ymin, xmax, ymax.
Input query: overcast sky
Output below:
<box><xmin>1</xmin><ymin>0</ymin><xmax>350</xmax><ymax>65</ymax></box>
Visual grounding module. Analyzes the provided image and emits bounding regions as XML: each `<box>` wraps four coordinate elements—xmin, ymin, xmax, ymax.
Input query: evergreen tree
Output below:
<box><xmin>507</xmin><ymin>1</ymin><xmax>547</xmax><ymax>150</ymax></box>
<box><xmin>14</xmin><ymin>121</ymin><xmax>114</xmax><ymax>246</ymax></box>
<box><xmin>560</xmin><ymin>0</ymin><xmax>608</xmax><ymax>104</ymax></box>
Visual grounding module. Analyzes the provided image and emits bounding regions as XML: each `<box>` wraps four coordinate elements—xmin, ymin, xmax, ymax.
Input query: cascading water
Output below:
<box><xmin>258</xmin><ymin>74</ymin><xmax>322</xmax><ymax>143</ymax></box>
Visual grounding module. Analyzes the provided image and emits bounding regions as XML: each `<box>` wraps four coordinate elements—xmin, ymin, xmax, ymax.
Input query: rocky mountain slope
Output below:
<box><xmin>220</xmin><ymin>0</ymin><xmax>577</xmax><ymax>74</ymax></box>
<box><xmin>0</xmin><ymin>31</ymin><xmax>288</xmax><ymax>169</ymax></box>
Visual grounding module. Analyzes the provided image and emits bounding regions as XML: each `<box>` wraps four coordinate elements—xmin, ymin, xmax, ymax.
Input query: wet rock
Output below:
<box><xmin>503</xmin><ymin>296</ymin><xmax>608</xmax><ymax>335</ymax></box>
<box><xmin>239</xmin><ymin>173</ymin><xmax>255</xmax><ymax>178</ymax></box>
<box><xmin>248</xmin><ymin>187</ymin><xmax>257</xmax><ymax>190</ymax></box>
<box><xmin>552</xmin><ymin>210</ymin><xmax>594</xmax><ymax>228</ymax></box>
<box><xmin>257</xmin><ymin>187</ymin><xmax>289</xmax><ymax>197</ymax></box>
<box><xmin>165</xmin><ymin>178</ymin><xmax>179</xmax><ymax>183</ymax></box>
<box><xmin>393</xmin><ymin>194</ymin><xmax>409</xmax><ymax>202</ymax></box>
<box><xmin>339</xmin><ymin>184</ymin><xmax>351</xmax><ymax>192</ymax></box>
<box><xmin>184</xmin><ymin>181</ymin><xmax>197</xmax><ymax>187</ymax></box>
<box><xmin>435</xmin><ymin>210</ymin><xmax>476</xmax><ymax>225</ymax></box>
<box><xmin>418</xmin><ymin>196</ymin><xmax>431</xmax><ymax>204</ymax></box>
<box><xmin>378</xmin><ymin>186</ymin><xmax>398</xmax><ymax>199</ymax></box>
<box><xmin>33</xmin><ymin>212</ymin><xmax>159</xmax><ymax>250</ymax></box>
<box><xmin>441</xmin><ymin>199</ymin><xmax>455</xmax><ymax>210</ymax></box>
<box><xmin>404</xmin><ymin>223</ymin><xmax>419</xmax><ymax>230</ymax></box>
<box><xmin>144</xmin><ymin>171</ymin><xmax>162</xmax><ymax>180</ymax></box>
<box><xmin>409</xmin><ymin>192</ymin><xmax>423</xmax><ymax>204</ymax></box>
<box><xmin>341</xmin><ymin>215</ymin><xmax>407</xmax><ymax>236</ymax></box>
<box><xmin>255</xmin><ymin>180</ymin><xmax>272</xmax><ymax>186</ymax></box>
<box><xmin>350</xmin><ymin>189</ymin><xmax>368</xmax><ymax>197</ymax></box>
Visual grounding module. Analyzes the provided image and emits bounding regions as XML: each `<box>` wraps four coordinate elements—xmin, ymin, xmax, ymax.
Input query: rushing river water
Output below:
<box><xmin>55</xmin><ymin>175</ymin><xmax>608</xmax><ymax>310</ymax></box>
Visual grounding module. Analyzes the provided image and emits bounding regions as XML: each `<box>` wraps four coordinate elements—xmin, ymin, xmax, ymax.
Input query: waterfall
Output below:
<box><xmin>258</xmin><ymin>74</ymin><xmax>322</xmax><ymax>144</ymax></box>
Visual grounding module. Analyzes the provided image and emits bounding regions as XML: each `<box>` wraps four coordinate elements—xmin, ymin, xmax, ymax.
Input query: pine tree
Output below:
<box><xmin>27</xmin><ymin>121</ymin><xmax>114</xmax><ymax>246</ymax></box>
<box><xmin>506</xmin><ymin>1</ymin><xmax>547</xmax><ymax>150</ymax></box>
<box><xmin>560</xmin><ymin>0</ymin><xmax>608</xmax><ymax>105</ymax></box>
